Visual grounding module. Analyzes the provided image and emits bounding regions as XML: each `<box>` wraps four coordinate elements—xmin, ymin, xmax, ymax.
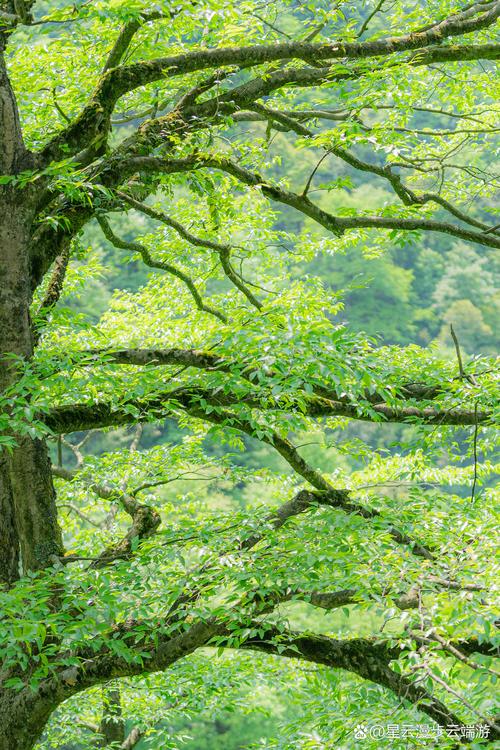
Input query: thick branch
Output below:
<box><xmin>37</xmin><ymin>3</ymin><xmax>500</xmax><ymax>164</ymax></box>
<box><xmin>24</xmin><ymin>614</ymin><xmax>498</xmax><ymax>748</ymax></box>
<box><xmin>110</xmin><ymin>155</ymin><xmax>500</xmax><ymax>250</ymax></box>
<box><xmin>237</xmin><ymin>626</ymin><xmax>498</xmax><ymax>737</ymax></box>
<box><xmin>28</xmin><ymin>40</ymin><xmax>499</xmax><ymax>289</ymax></box>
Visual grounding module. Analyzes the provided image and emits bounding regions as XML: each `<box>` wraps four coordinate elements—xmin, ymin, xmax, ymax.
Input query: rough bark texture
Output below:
<box><xmin>9</xmin><ymin>435</ymin><xmax>63</xmax><ymax>569</ymax></box>
<box><xmin>0</xmin><ymin>50</ymin><xmax>25</xmax><ymax>173</ymax></box>
<box><xmin>0</xmin><ymin>191</ymin><xmax>63</xmax><ymax>576</ymax></box>
<box><xmin>0</xmin><ymin>691</ymin><xmax>49</xmax><ymax>750</ymax></box>
<box><xmin>0</xmin><ymin>447</ymin><xmax>19</xmax><ymax>585</ymax></box>
<box><xmin>0</xmin><ymin>55</ymin><xmax>63</xmax><ymax>579</ymax></box>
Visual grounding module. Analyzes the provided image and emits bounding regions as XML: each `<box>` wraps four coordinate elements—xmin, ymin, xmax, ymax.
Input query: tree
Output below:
<box><xmin>0</xmin><ymin>2</ymin><xmax>499</xmax><ymax>748</ymax></box>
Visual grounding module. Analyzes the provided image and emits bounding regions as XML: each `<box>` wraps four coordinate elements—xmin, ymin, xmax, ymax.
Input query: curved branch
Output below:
<box><xmin>47</xmin><ymin>394</ymin><xmax>437</xmax><ymax>558</ymax></box>
<box><xmin>52</xmin><ymin>466</ymin><xmax>161</xmax><ymax>567</ymax></box>
<box><xmin>24</xmin><ymin>614</ymin><xmax>499</xmax><ymax>747</ymax></box>
<box><xmin>236</xmin><ymin>105</ymin><xmax>499</xmax><ymax>235</ymax></box>
<box><xmin>97</xmin><ymin>214</ymin><xmax>227</xmax><ymax>323</ymax></box>
<box><xmin>115</xmin><ymin>191</ymin><xmax>263</xmax><ymax>309</ymax></box>
<box><xmin>111</xmin><ymin>155</ymin><xmax>500</xmax><ymax>249</ymax></box>
<box><xmin>237</xmin><ymin>626</ymin><xmax>499</xmax><ymax>737</ymax></box>
<box><xmin>100</xmin><ymin>41</ymin><xmax>499</xmax><ymax>180</ymax></box>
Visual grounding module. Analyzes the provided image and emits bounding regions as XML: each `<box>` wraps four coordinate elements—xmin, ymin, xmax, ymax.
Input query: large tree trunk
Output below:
<box><xmin>0</xmin><ymin>442</ymin><xmax>19</xmax><ymax>585</ymax></box>
<box><xmin>0</xmin><ymin>188</ymin><xmax>63</xmax><ymax>580</ymax></box>
<box><xmin>0</xmin><ymin>692</ymin><xmax>52</xmax><ymax>750</ymax></box>
<box><xmin>0</xmin><ymin>190</ymin><xmax>64</xmax><ymax>748</ymax></box>
<box><xmin>0</xmin><ymin>43</ymin><xmax>64</xmax><ymax>750</ymax></box>
<box><xmin>0</xmin><ymin>49</ymin><xmax>63</xmax><ymax>583</ymax></box>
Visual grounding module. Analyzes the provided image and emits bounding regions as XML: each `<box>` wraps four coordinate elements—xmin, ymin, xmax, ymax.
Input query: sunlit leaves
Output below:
<box><xmin>2</xmin><ymin>1</ymin><xmax>499</xmax><ymax>748</ymax></box>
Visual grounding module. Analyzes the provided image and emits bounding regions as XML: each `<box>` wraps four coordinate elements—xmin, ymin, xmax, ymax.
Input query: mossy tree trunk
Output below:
<box><xmin>0</xmin><ymin>44</ymin><xmax>63</xmax><ymax>750</ymax></box>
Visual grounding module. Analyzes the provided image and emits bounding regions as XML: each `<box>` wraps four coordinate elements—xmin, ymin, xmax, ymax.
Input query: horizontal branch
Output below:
<box><xmin>37</xmin><ymin>1</ymin><xmax>500</xmax><ymax>164</ymax></box>
<box><xmin>33</xmin><ymin>615</ymin><xmax>498</xmax><ymax>740</ymax></box>
<box><xmin>43</xmin><ymin>379</ymin><xmax>490</xmax><ymax>434</ymax></box>
<box><xmin>257</xmin><ymin>571</ymin><xmax>488</xmax><ymax>615</ymax></box>
<box><xmin>118</xmin><ymin>39</ymin><xmax>499</xmax><ymax>165</ymax></box>
<box><xmin>113</xmin><ymin>40</ymin><xmax>499</xmax><ymax>168</ymax></box>
<box><xmin>29</xmin><ymin>40</ymin><xmax>499</xmax><ymax>288</ymax></box>
<box><xmin>110</xmin><ymin>155</ymin><xmax>500</xmax><ymax>249</ymax></box>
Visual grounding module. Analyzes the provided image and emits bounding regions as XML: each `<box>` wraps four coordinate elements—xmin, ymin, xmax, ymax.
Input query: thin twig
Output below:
<box><xmin>450</xmin><ymin>324</ymin><xmax>465</xmax><ymax>378</ymax></box>
<box><xmin>57</xmin><ymin>503</ymin><xmax>101</xmax><ymax>528</ymax></box>
<box><xmin>301</xmin><ymin>150</ymin><xmax>332</xmax><ymax>197</ymax></box>
<box><xmin>424</xmin><ymin>667</ymin><xmax>500</xmax><ymax>731</ymax></box>
<box><xmin>358</xmin><ymin>0</ymin><xmax>386</xmax><ymax>37</ymax></box>
<box><xmin>429</xmin><ymin>630</ymin><xmax>500</xmax><ymax>678</ymax></box>
<box><xmin>471</xmin><ymin>401</ymin><xmax>479</xmax><ymax>501</ymax></box>
<box><xmin>97</xmin><ymin>214</ymin><xmax>227</xmax><ymax>323</ymax></box>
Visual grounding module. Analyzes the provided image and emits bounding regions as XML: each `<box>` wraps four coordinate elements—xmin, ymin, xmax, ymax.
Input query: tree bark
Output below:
<box><xmin>0</xmin><ymin>54</ymin><xmax>63</xmax><ymax>580</ymax></box>
<box><xmin>0</xmin><ymin>43</ymin><xmax>64</xmax><ymax>750</ymax></box>
<box><xmin>0</xmin><ymin>687</ymin><xmax>62</xmax><ymax>750</ymax></box>
<box><xmin>0</xmin><ymin>189</ymin><xmax>63</xmax><ymax>577</ymax></box>
<box><xmin>0</xmin><ymin>49</ymin><xmax>25</xmax><ymax>174</ymax></box>
<box><xmin>97</xmin><ymin>686</ymin><xmax>126</xmax><ymax>747</ymax></box>
<box><xmin>0</xmin><ymin>446</ymin><xmax>19</xmax><ymax>585</ymax></box>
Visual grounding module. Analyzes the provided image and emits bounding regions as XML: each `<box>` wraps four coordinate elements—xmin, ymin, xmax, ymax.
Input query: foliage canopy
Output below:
<box><xmin>0</xmin><ymin>1</ymin><xmax>499</xmax><ymax>748</ymax></box>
